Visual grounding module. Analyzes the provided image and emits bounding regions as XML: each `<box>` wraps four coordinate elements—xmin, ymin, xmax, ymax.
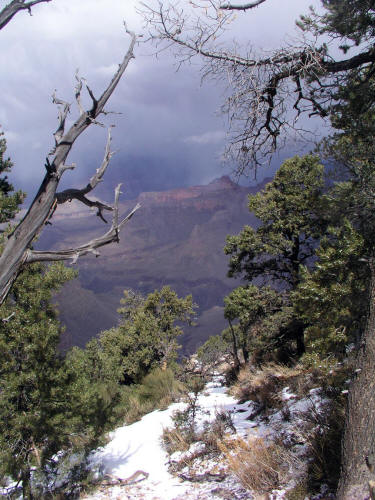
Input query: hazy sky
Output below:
<box><xmin>0</xmin><ymin>0</ymin><xmax>323</xmax><ymax>201</ymax></box>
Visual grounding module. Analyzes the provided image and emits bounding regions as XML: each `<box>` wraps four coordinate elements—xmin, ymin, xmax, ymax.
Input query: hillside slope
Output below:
<box><xmin>38</xmin><ymin>176</ymin><xmax>266</xmax><ymax>353</ymax></box>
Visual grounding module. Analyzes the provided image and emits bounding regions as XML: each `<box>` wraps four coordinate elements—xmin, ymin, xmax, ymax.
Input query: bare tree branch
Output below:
<box><xmin>2</xmin><ymin>311</ymin><xmax>15</xmax><ymax>323</ymax></box>
<box><xmin>219</xmin><ymin>0</ymin><xmax>266</xmax><ymax>11</ymax></box>
<box><xmin>0</xmin><ymin>0</ymin><xmax>51</xmax><ymax>30</ymax></box>
<box><xmin>140</xmin><ymin>1</ymin><xmax>375</xmax><ymax>173</ymax></box>
<box><xmin>26</xmin><ymin>186</ymin><xmax>141</xmax><ymax>264</ymax></box>
<box><xmin>0</xmin><ymin>24</ymin><xmax>137</xmax><ymax>305</ymax></box>
<box><xmin>54</xmin><ymin>127</ymin><xmax>115</xmax><ymax>223</ymax></box>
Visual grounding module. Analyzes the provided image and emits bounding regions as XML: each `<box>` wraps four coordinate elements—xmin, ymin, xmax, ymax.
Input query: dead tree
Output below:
<box><xmin>0</xmin><ymin>2</ymin><xmax>140</xmax><ymax>304</ymax></box>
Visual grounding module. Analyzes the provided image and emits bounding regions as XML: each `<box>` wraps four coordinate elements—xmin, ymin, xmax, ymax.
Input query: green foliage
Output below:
<box><xmin>297</xmin><ymin>1</ymin><xmax>375</xmax><ymax>49</ymax></box>
<box><xmin>73</xmin><ymin>286</ymin><xmax>196</xmax><ymax>390</ymax></box>
<box><xmin>106</xmin><ymin>367</ymin><xmax>183</xmax><ymax>425</ymax></box>
<box><xmin>293</xmin><ymin>220</ymin><xmax>366</xmax><ymax>359</ymax></box>
<box><xmin>196</xmin><ymin>334</ymin><xmax>232</xmax><ymax>372</ymax></box>
<box><xmin>223</xmin><ymin>285</ymin><xmax>285</xmax><ymax>362</ymax></box>
<box><xmin>137</xmin><ymin>367</ymin><xmax>183</xmax><ymax>406</ymax></box>
<box><xmin>223</xmin><ymin>155</ymin><xmax>328</xmax><ymax>363</ymax></box>
<box><xmin>0</xmin><ymin>131</ymin><xmax>25</xmax><ymax>225</ymax></box>
<box><xmin>65</xmin><ymin>340</ymin><xmax>124</xmax><ymax>435</ymax></box>
<box><xmin>225</xmin><ymin>155</ymin><xmax>326</xmax><ymax>288</ymax></box>
<box><xmin>0</xmin><ymin>262</ymin><xmax>81</xmax><ymax>498</ymax></box>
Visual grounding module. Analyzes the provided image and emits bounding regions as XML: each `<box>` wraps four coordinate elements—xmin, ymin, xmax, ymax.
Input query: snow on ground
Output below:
<box><xmin>82</xmin><ymin>375</ymin><xmax>328</xmax><ymax>499</ymax></box>
<box><xmin>82</xmin><ymin>377</ymin><xmax>258</xmax><ymax>500</ymax></box>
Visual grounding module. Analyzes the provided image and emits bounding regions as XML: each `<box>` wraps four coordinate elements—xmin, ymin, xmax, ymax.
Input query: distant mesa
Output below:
<box><xmin>137</xmin><ymin>175</ymin><xmax>238</xmax><ymax>205</ymax></box>
<box><xmin>207</xmin><ymin>175</ymin><xmax>238</xmax><ymax>189</ymax></box>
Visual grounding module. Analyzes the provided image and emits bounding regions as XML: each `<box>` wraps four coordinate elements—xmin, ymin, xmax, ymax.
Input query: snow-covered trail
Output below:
<box><xmin>83</xmin><ymin>379</ymin><xmax>255</xmax><ymax>499</ymax></box>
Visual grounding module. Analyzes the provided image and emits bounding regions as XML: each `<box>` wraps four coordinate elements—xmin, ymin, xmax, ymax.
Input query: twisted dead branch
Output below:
<box><xmin>26</xmin><ymin>186</ymin><xmax>141</xmax><ymax>265</ymax></box>
<box><xmin>0</xmin><ymin>0</ymin><xmax>51</xmax><ymax>30</ymax></box>
<box><xmin>0</xmin><ymin>24</ymin><xmax>138</xmax><ymax>304</ymax></box>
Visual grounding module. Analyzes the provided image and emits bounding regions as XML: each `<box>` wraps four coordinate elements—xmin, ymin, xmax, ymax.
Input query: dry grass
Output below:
<box><xmin>122</xmin><ymin>368</ymin><xmax>184</xmax><ymax>424</ymax></box>
<box><xmin>123</xmin><ymin>395</ymin><xmax>155</xmax><ymax>424</ymax></box>
<box><xmin>303</xmin><ymin>397</ymin><xmax>345</xmax><ymax>492</ymax></box>
<box><xmin>161</xmin><ymin>426</ymin><xmax>192</xmax><ymax>455</ymax></box>
<box><xmin>231</xmin><ymin>363</ymin><xmax>304</xmax><ymax>409</ymax></box>
<box><xmin>219</xmin><ymin>435</ymin><xmax>299</xmax><ymax>494</ymax></box>
<box><xmin>200</xmin><ymin>409</ymin><xmax>236</xmax><ymax>452</ymax></box>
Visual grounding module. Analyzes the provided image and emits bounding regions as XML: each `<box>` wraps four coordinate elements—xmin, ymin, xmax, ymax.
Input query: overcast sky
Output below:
<box><xmin>0</xmin><ymin>0</ymin><xmax>324</xmax><ymax>202</ymax></box>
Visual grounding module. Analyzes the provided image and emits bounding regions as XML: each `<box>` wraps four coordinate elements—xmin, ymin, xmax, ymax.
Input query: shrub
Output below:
<box><xmin>161</xmin><ymin>374</ymin><xmax>206</xmax><ymax>454</ymax></box>
<box><xmin>196</xmin><ymin>335</ymin><xmax>232</xmax><ymax>375</ymax></box>
<box><xmin>303</xmin><ymin>396</ymin><xmax>345</xmax><ymax>493</ymax></box>
<box><xmin>201</xmin><ymin>409</ymin><xmax>236</xmax><ymax>452</ymax></box>
<box><xmin>161</xmin><ymin>425</ymin><xmax>192</xmax><ymax>455</ymax></box>
<box><xmin>138</xmin><ymin>368</ymin><xmax>183</xmax><ymax>407</ymax></box>
<box><xmin>121</xmin><ymin>368</ymin><xmax>184</xmax><ymax>424</ymax></box>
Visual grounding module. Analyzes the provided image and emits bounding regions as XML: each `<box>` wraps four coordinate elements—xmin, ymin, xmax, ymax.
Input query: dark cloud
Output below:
<box><xmin>1</xmin><ymin>0</ymin><xmax>322</xmax><ymax>203</ymax></box>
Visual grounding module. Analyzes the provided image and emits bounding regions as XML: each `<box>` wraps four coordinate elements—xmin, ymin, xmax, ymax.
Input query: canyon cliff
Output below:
<box><xmin>38</xmin><ymin>176</ymin><xmax>267</xmax><ymax>355</ymax></box>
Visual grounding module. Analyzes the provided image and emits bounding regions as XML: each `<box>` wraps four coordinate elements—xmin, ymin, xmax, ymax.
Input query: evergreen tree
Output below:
<box><xmin>0</xmin><ymin>263</ymin><xmax>77</xmax><ymax>499</ymax></box>
<box><xmin>81</xmin><ymin>286</ymin><xmax>196</xmax><ymax>386</ymax></box>
<box><xmin>223</xmin><ymin>285</ymin><xmax>283</xmax><ymax>364</ymax></box>
<box><xmin>319</xmin><ymin>74</ymin><xmax>375</xmax><ymax>498</ymax></box>
<box><xmin>224</xmin><ymin>155</ymin><xmax>327</xmax><ymax>357</ymax></box>
<box><xmin>0</xmin><ymin>130</ymin><xmax>24</xmax><ymax>225</ymax></box>
<box><xmin>0</xmin><ymin>133</ymin><xmax>106</xmax><ymax>498</ymax></box>
<box><xmin>225</xmin><ymin>155</ymin><xmax>326</xmax><ymax>289</ymax></box>
<box><xmin>292</xmin><ymin>220</ymin><xmax>366</xmax><ymax>362</ymax></box>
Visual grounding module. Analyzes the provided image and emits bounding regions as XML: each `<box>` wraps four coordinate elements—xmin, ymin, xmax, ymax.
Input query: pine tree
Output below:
<box><xmin>223</xmin><ymin>285</ymin><xmax>284</xmax><ymax>364</ymax></box>
<box><xmin>74</xmin><ymin>286</ymin><xmax>197</xmax><ymax>388</ymax></box>
<box><xmin>225</xmin><ymin>155</ymin><xmax>326</xmax><ymax>288</ymax></box>
<box><xmin>292</xmin><ymin>220</ymin><xmax>366</xmax><ymax>363</ymax></box>
<box><xmin>0</xmin><ymin>130</ymin><xmax>25</xmax><ymax>225</ymax></box>
<box><xmin>0</xmin><ymin>133</ymin><xmax>97</xmax><ymax>499</ymax></box>
<box><xmin>0</xmin><ymin>263</ymin><xmax>77</xmax><ymax>499</ymax></box>
<box><xmin>320</xmin><ymin>75</ymin><xmax>375</xmax><ymax>498</ymax></box>
<box><xmin>224</xmin><ymin>155</ymin><xmax>327</xmax><ymax>357</ymax></box>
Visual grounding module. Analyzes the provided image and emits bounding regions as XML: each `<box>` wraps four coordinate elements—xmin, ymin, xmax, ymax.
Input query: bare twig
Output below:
<box><xmin>140</xmin><ymin>1</ymin><xmax>375</xmax><ymax>173</ymax></box>
<box><xmin>2</xmin><ymin>312</ymin><xmax>15</xmax><ymax>323</ymax></box>
<box><xmin>54</xmin><ymin>127</ymin><xmax>115</xmax><ymax>223</ymax></box>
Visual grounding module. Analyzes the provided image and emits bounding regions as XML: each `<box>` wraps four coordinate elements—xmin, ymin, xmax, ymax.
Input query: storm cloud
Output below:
<box><xmin>0</xmin><ymin>0</ymin><xmax>322</xmax><ymax>202</ymax></box>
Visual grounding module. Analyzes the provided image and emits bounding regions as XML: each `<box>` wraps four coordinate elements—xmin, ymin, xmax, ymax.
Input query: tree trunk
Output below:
<box><xmin>228</xmin><ymin>319</ymin><xmax>241</xmax><ymax>370</ymax></box>
<box><xmin>337</xmin><ymin>255</ymin><xmax>375</xmax><ymax>499</ymax></box>
<box><xmin>22</xmin><ymin>466</ymin><xmax>33</xmax><ymax>500</ymax></box>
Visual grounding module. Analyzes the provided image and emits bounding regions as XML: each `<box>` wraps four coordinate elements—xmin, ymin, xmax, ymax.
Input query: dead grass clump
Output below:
<box><xmin>123</xmin><ymin>395</ymin><xmax>155</xmax><ymax>424</ymax></box>
<box><xmin>201</xmin><ymin>409</ymin><xmax>236</xmax><ymax>452</ymax></box>
<box><xmin>219</xmin><ymin>435</ymin><xmax>297</xmax><ymax>494</ymax></box>
<box><xmin>231</xmin><ymin>363</ymin><xmax>303</xmax><ymax>409</ymax></box>
<box><xmin>286</xmin><ymin>481</ymin><xmax>309</xmax><ymax>499</ymax></box>
<box><xmin>161</xmin><ymin>426</ymin><xmax>192</xmax><ymax>455</ymax></box>
<box><xmin>122</xmin><ymin>368</ymin><xmax>184</xmax><ymax>424</ymax></box>
<box><xmin>303</xmin><ymin>397</ymin><xmax>345</xmax><ymax>493</ymax></box>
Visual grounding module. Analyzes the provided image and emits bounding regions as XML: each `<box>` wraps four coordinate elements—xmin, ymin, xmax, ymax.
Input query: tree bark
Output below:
<box><xmin>228</xmin><ymin>318</ymin><xmax>241</xmax><ymax>370</ymax></box>
<box><xmin>337</xmin><ymin>254</ymin><xmax>375</xmax><ymax>499</ymax></box>
<box><xmin>0</xmin><ymin>0</ymin><xmax>51</xmax><ymax>31</ymax></box>
<box><xmin>21</xmin><ymin>466</ymin><xmax>33</xmax><ymax>500</ymax></box>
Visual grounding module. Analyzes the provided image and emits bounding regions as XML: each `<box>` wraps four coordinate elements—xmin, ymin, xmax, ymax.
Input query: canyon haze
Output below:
<box><xmin>38</xmin><ymin>175</ymin><xmax>267</xmax><ymax>355</ymax></box>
